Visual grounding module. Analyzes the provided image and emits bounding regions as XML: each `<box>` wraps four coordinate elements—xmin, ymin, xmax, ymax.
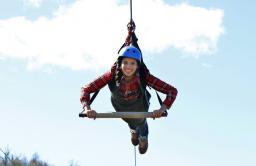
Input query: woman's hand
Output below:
<box><xmin>152</xmin><ymin>104</ymin><xmax>167</xmax><ymax>119</ymax></box>
<box><xmin>82</xmin><ymin>102</ymin><xmax>97</xmax><ymax>119</ymax></box>
<box><xmin>86</xmin><ymin>110</ymin><xmax>97</xmax><ymax>119</ymax></box>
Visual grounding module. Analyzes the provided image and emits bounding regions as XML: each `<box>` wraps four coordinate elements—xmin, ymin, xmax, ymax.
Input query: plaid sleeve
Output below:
<box><xmin>146</xmin><ymin>73</ymin><xmax>178</xmax><ymax>109</ymax></box>
<box><xmin>80</xmin><ymin>70</ymin><xmax>113</xmax><ymax>106</ymax></box>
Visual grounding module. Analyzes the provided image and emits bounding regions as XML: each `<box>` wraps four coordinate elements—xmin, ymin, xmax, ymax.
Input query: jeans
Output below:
<box><xmin>127</xmin><ymin>119</ymin><xmax>149</xmax><ymax>137</ymax></box>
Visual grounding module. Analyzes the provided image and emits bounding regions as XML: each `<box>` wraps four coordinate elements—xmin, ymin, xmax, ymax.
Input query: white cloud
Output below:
<box><xmin>23</xmin><ymin>0</ymin><xmax>44</xmax><ymax>8</ymax></box>
<box><xmin>0</xmin><ymin>0</ymin><xmax>224</xmax><ymax>71</ymax></box>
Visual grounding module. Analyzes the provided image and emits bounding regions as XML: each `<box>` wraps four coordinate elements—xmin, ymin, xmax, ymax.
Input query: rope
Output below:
<box><xmin>130</xmin><ymin>0</ymin><xmax>133</xmax><ymax>21</ymax></box>
<box><xmin>127</xmin><ymin>0</ymin><xmax>136</xmax><ymax>33</ymax></box>
<box><xmin>134</xmin><ymin>146</ymin><xmax>137</xmax><ymax>166</ymax></box>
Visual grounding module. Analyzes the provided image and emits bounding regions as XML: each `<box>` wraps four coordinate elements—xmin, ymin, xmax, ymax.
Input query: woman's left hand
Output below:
<box><xmin>152</xmin><ymin>105</ymin><xmax>167</xmax><ymax>119</ymax></box>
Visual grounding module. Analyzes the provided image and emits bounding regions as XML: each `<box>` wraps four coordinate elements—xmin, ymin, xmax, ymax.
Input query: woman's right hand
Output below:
<box><xmin>86</xmin><ymin>110</ymin><xmax>97</xmax><ymax>119</ymax></box>
<box><xmin>82</xmin><ymin>102</ymin><xmax>97</xmax><ymax>119</ymax></box>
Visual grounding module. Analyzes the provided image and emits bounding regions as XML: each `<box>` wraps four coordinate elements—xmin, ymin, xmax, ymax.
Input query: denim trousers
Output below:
<box><xmin>124</xmin><ymin>118</ymin><xmax>149</xmax><ymax>137</ymax></box>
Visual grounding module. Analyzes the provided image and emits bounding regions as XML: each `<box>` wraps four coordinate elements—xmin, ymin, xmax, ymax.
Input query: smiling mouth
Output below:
<box><xmin>125</xmin><ymin>70</ymin><xmax>132</xmax><ymax>73</ymax></box>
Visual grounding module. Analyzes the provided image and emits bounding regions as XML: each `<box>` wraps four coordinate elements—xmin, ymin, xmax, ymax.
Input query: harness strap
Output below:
<box><xmin>90</xmin><ymin>90</ymin><xmax>100</xmax><ymax>104</ymax></box>
<box><xmin>156</xmin><ymin>91</ymin><xmax>163</xmax><ymax>105</ymax></box>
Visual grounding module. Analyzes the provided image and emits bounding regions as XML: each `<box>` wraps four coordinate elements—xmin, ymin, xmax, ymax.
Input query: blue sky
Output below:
<box><xmin>0</xmin><ymin>0</ymin><xmax>255</xmax><ymax>166</ymax></box>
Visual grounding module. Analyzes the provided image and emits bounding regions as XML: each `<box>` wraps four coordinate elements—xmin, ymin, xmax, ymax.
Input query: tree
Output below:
<box><xmin>0</xmin><ymin>148</ymin><xmax>49</xmax><ymax>166</ymax></box>
<box><xmin>0</xmin><ymin>147</ymin><xmax>11</xmax><ymax>166</ymax></box>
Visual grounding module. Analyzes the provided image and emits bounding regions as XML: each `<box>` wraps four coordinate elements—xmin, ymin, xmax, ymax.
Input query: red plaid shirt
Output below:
<box><xmin>80</xmin><ymin>68</ymin><xmax>177</xmax><ymax>109</ymax></box>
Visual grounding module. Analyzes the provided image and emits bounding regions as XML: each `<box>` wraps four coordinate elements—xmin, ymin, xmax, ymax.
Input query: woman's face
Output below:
<box><xmin>121</xmin><ymin>57</ymin><xmax>138</xmax><ymax>79</ymax></box>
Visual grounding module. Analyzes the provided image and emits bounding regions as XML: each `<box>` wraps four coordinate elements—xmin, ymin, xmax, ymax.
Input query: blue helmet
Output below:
<box><xmin>119</xmin><ymin>45</ymin><xmax>142</xmax><ymax>62</ymax></box>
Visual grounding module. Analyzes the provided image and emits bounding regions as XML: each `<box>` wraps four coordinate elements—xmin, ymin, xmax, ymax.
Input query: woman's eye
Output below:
<box><xmin>131</xmin><ymin>62</ymin><xmax>136</xmax><ymax>65</ymax></box>
<box><xmin>122</xmin><ymin>61</ymin><xmax>128</xmax><ymax>65</ymax></box>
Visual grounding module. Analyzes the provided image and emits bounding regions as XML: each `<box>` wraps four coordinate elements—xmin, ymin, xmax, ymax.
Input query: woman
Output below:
<box><xmin>80</xmin><ymin>45</ymin><xmax>178</xmax><ymax>154</ymax></box>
